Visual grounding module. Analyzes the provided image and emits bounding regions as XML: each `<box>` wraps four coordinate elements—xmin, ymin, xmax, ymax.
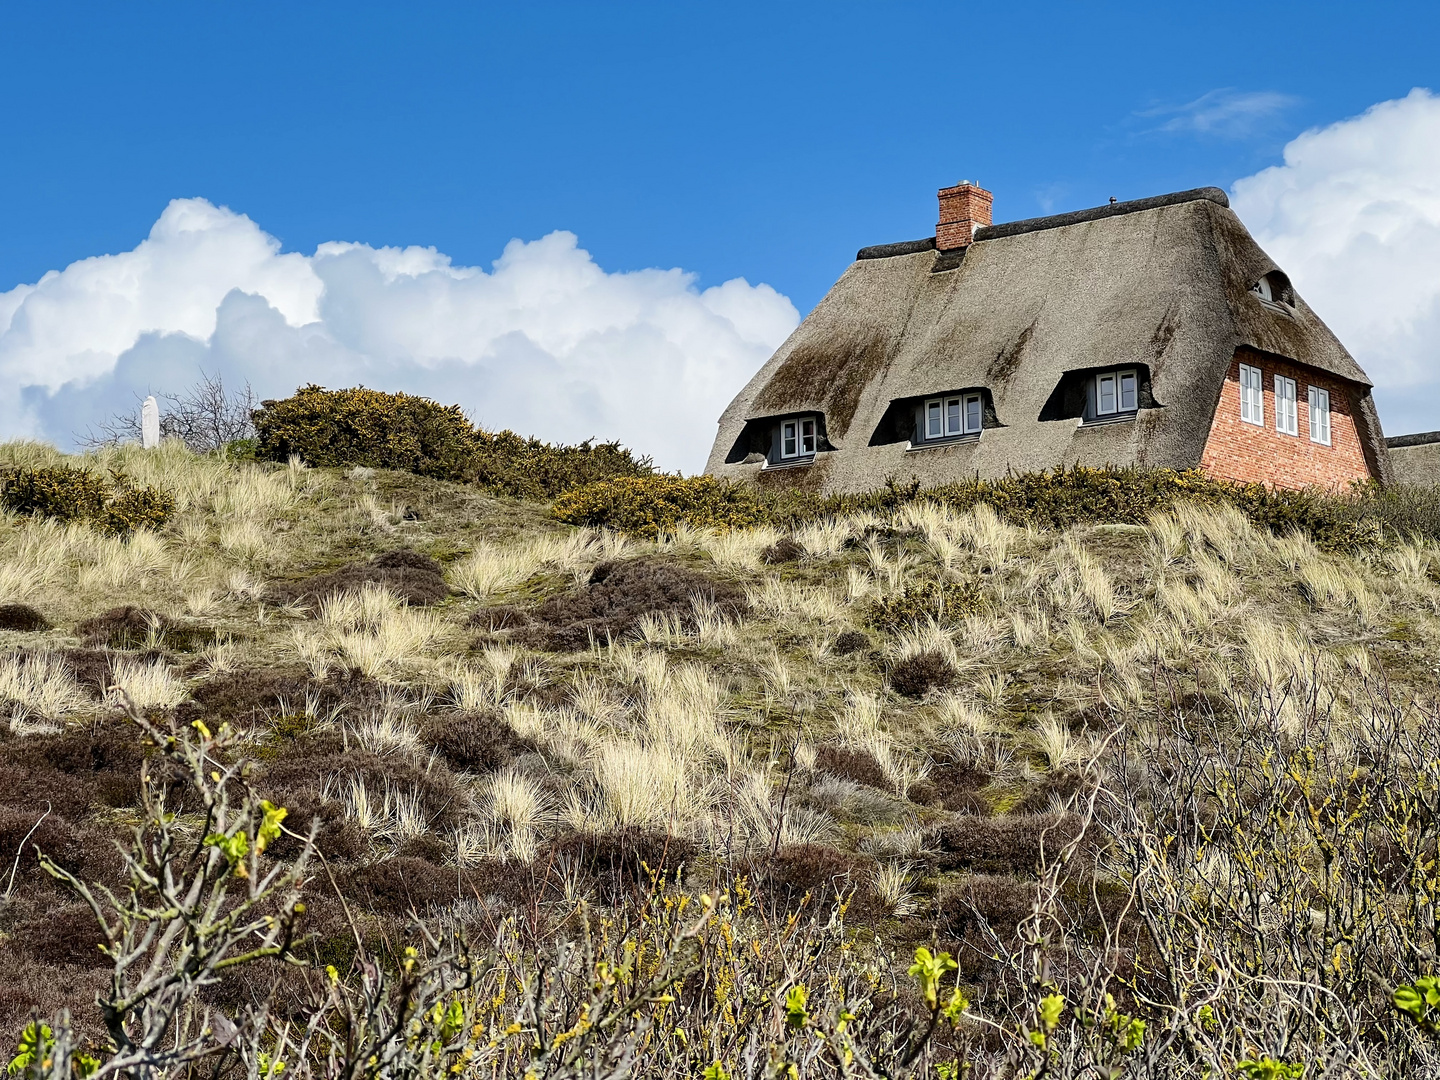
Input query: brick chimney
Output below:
<box><xmin>936</xmin><ymin>181</ymin><xmax>993</xmax><ymax>250</ymax></box>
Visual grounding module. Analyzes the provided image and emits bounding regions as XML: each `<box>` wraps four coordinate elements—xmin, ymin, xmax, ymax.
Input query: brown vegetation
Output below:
<box><xmin>5</xmin><ymin>441</ymin><xmax>1440</xmax><ymax>1075</ymax></box>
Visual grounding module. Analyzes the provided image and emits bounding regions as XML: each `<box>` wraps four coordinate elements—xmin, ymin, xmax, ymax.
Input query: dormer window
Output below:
<box><xmin>1252</xmin><ymin>270</ymin><xmax>1295</xmax><ymax>307</ymax></box>
<box><xmin>724</xmin><ymin>412</ymin><xmax>831</xmax><ymax>466</ymax></box>
<box><xmin>778</xmin><ymin>416</ymin><xmax>817</xmax><ymax>461</ymax></box>
<box><xmin>923</xmin><ymin>393</ymin><xmax>983</xmax><ymax>441</ymax></box>
<box><xmin>1093</xmin><ymin>368</ymin><xmax>1138</xmax><ymax>419</ymax></box>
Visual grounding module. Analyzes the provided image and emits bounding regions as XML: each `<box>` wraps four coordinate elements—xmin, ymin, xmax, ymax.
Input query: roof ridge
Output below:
<box><xmin>855</xmin><ymin>186</ymin><xmax>1230</xmax><ymax>261</ymax></box>
<box><xmin>1386</xmin><ymin>430</ymin><xmax>1440</xmax><ymax>448</ymax></box>
<box><xmin>978</xmin><ymin>187</ymin><xmax>1230</xmax><ymax>242</ymax></box>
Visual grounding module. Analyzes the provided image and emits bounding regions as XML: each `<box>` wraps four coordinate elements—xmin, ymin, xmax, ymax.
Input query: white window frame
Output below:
<box><xmin>1239</xmin><ymin>363</ymin><xmax>1264</xmax><ymax>426</ymax></box>
<box><xmin>778</xmin><ymin>416</ymin><xmax>817</xmax><ymax>461</ymax></box>
<box><xmin>1093</xmin><ymin>368</ymin><xmax>1138</xmax><ymax>418</ymax></box>
<box><xmin>1275</xmin><ymin>375</ymin><xmax>1298</xmax><ymax>436</ymax></box>
<box><xmin>923</xmin><ymin>393</ymin><xmax>983</xmax><ymax>440</ymax></box>
<box><xmin>1308</xmin><ymin>385</ymin><xmax>1331</xmax><ymax>446</ymax></box>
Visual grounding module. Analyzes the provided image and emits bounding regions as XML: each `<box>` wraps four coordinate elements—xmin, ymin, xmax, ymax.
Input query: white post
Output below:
<box><xmin>141</xmin><ymin>396</ymin><xmax>160</xmax><ymax>449</ymax></box>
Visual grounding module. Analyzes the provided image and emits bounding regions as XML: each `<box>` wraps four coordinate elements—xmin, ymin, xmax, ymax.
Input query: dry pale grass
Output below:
<box><xmin>485</xmin><ymin>767</ymin><xmax>549</xmax><ymax>861</ymax></box>
<box><xmin>0</xmin><ymin>652</ymin><xmax>89</xmax><ymax>720</ymax></box>
<box><xmin>449</xmin><ymin>530</ymin><xmax>617</xmax><ymax>599</ymax></box>
<box><xmin>449</xmin><ymin>542</ymin><xmax>548</xmax><ymax>600</ymax></box>
<box><xmin>794</xmin><ymin>518</ymin><xmax>855</xmax><ymax>560</ymax></box>
<box><xmin>108</xmin><ymin>656</ymin><xmax>188</xmax><ymax>709</ymax></box>
<box><xmin>744</xmin><ymin>577</ymin><xmax>846</xmax><ymax>623</ymax></box>
<box><xmin>589</xmin><ymin>739</ymin><xmax>694</xmax><ymax>830</ymax></box>
<box><xmin>699</xmin><ymin>526</ymin><xmax>781</xmax><ymax>571</ymax></box>
<box><xmin>293</xmin><ymin>583</ymin><xmax>442</xmax><ymax>678</ymax></box>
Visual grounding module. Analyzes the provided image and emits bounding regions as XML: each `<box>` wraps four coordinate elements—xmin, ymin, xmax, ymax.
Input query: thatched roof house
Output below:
<box><xmin>706</xmin><ymin>183</ymin><xmax>1396</xmax><ymax>492</ymax></box>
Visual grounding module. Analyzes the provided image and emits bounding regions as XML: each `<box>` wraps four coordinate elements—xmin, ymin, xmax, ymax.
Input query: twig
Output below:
<box><xmin>3</xmin><ymin>800</ymin><xmax>51</xmax><ymax>901</ymax></box>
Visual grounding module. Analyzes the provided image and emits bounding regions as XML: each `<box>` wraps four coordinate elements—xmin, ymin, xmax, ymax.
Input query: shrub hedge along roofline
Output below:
<box><xmin>551</xmin><ymin>464</ymin><xmax>1432</xmax><ymax>551</ymax></box>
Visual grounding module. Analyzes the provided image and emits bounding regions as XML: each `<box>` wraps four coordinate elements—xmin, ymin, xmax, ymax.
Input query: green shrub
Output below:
<box><xmin>252</xmin><ymin>385</ymin><xmax>482</xmax><ymax>478</ymax></box>
<box><xmin>252</xmin><ymin>385</ymin><xmax>652</xmax><ymax>499</ymax></box>
<box><xmin>0</xmin><ymin>464</ymin><xmax>109</xmax><ymax>523</ymax></box>
<box><xmin>868</xmin><ymin>580</ymin><xmax>984</xmax><ymax>633</ymax></box>
<box><xmin>469</xmin><ymin>431</ymin><xmax>652</xmax><ymax>503</ymax></box>
<box><xmin>0</xmin><ymin>465</ymin><xmax>174</xmax><ymax>537</ymax></box>
<box><xmin>554</xmin><ymin>465</ymin><xmax>1397</xmax><ymax>552</ymax></box>
<box><xmin>1347</xmin><ymin>483</ymin><xmax>1440</xmax><ymax>544</ymax></box>
<box><xmin>101</xmin><ymin>480</ymin><xmax>177</xmax><ymax>536</ymax></box>
<box><xmin>551</xmin><ymin>475</ymin><xmax>763</xmax><ymax>537</ymax></box>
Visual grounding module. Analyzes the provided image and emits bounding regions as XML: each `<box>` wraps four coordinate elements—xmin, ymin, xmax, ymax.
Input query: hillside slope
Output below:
<box><xmin>3</xmin><ymin>441</ymin><xmax>1440</xmax><ymax>1076</ymax></box>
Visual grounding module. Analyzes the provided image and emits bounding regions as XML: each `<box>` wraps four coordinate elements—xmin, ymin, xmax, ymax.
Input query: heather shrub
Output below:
<box><xmin>832</xmin><ymin>628</ymin><xmax>871</xmax><ymax>655</ymax></box>
<box><xmin>888</xmin><ymin>649</ymin><xmax>957</xmax><ymax>698</ymax></box>
<box><xmin>491</xmin><ymin>556</ymin><xmax>745</xmax><ymax>651</ymax></box>
<box><xmin>910</xmin><ymin>761</ymin><xmax>992</xmax><ymax>813</ymax></box>
<box><xmin>0</xmin><ymin>604</ymin><xmax>50</xmax><ymax>632</ymax></box>
<box><xmin>814</xmin><ymin>745</ymin><xmax>889</xmax><ymax>789</ymax></box>
<box><xmin>542</xmin><ymin>828</ymin><xmax>695</xmax><ymax>888</ymax></box>
<box><xmin>421</xmin><ymin>710</ymin><xmax>534</xmax><ymax>773</ymax></box>
<box><xmin>252</xmin><ymin>385</ymin><xmax>651</xmax><ymax>498</ymax></box>
<box><xmin>752</xmin><ymin>844</ymin><xmax>872</xmax><ymax>903</ymax></box>
<box><xmin>931</xmin><ymin>813</ymin><xmax>1084</xmax><ymax>873</ymax></box>
<box><xmin>761</xmin><ymin>535</ymin><xmax>806</xmax><ymax>563</ymax></box>
<box><xmin>0</xmin><ymin>465</ymin><xmax>174</xmax><ymax>536</ymax></box>
<box><xmin>550</xmin><ymin>474</ymin><xmax>764</xmax><ymax>536</ymax></box>
<box><xmin>75</xmin><ymin>607</ymin><xmax>216</xmax><ymax>651</ymax></box>
<box><xmin>268</xmin><ymin>549</ymin><xmax>451</xmax><ymax>609</ymax></box>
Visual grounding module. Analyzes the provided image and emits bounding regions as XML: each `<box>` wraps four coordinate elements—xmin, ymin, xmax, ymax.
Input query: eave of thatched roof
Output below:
<box><xmin>708</xmin><ymin>192</ymin><xmax>1385</xmax><ymax>491</ymax></box>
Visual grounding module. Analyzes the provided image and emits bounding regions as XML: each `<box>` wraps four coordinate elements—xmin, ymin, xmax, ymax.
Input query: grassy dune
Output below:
<box><xmin>3</xmin><ymin>441</ymin><xmax>1440</xmax><ymax>1077</ymax></box>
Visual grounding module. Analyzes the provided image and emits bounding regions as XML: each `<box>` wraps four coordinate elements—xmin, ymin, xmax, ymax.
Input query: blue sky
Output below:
<box><xmin>2</xmin><ymin>1</ymin><xmax>1439</xmax><ymax>467</ymax></box>
<box><xmin>2</xmin><ymin>0</ymin><xmax>1433</xmax><ymax>311</ymax></box>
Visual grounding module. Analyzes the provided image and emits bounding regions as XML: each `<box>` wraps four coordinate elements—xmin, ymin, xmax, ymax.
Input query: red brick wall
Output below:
<box><xmin>1199</xmin><ymin>349</ymin><xmax>1374</xmax><ymax>489</ymax></box>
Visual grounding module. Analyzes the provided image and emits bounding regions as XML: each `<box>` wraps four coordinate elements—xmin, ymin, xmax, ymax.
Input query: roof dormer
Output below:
<box><xmin>1252</xmin><ymin>270</ymin><xmax>1295</xmax><ymax>307</ymax></box>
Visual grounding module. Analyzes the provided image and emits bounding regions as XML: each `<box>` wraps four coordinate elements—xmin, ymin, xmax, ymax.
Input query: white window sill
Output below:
<box><xmin>906</xmin><ymin>434</ymin><xmax>981</xmax><ymax>452</ymax></box>
<box><xmin>764</xmin><ymin>456</ymin><xmax>815</xmax><ymax>470</ymax></box>
<box><xmin>1256</xmin><ymin>297</ymin><xmax>1296</xmax><ymax>318</ymax></box>
<box><xmin>1079</xmin><ymin>413</ymin><xmax>1137</xmax><ymax>428</ymax></box>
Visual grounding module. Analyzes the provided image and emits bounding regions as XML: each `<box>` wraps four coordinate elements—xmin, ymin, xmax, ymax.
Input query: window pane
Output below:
<box><xmin>1240</xmin><ymin>365</ymin><xmax>1263</xmax><ymax>425</ymax></box>
<box><xmin>1098</xmin><ymin>375</ymin><xmax>1116</xmax><ymax>414</ymax></box>
<box><xmin>1310</xmin><ymin>387</ymin><xmax>1330</xmax><ymax>444</ymax></box>
<box><xmin>782</xmin><ymin>422</ymin><xmax>797</xmax><ymax>457</ymax></box>
<box><xmin>1120</xmin><ymin>372</ymin><xmax>1137</xmax><ymax>411</ymax></box>
<box><xmin>1276</xmin><ymin>377</ymin><xmax>1297</xmax><ymax>434</ymax></box>
<box><xmin>946</xmin><ymin>398</ymin><xmax>961</xmax><ymax>436</ymax></box>
<box><xmin>966</xmin><ymin>395</ymin><xmax>982</xmax><ymax>434</ymax></box>
<box><xmin>926</xmin><ymin>401</ymin><xmax>941</xmax><ymax>439</ymax></box>
<box><xmin>800</xmin><ymin>418</ymin><xmax>816</xmax><ymax>453</ymax></box>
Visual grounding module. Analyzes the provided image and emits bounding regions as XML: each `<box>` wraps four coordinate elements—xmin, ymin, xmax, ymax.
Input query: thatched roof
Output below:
<box><xmin>707</xmin><ymin>188</ymin><xmax>1389</xmax><ymax>490</ymax></box>
<box><xmin>1388</xmin><ymin>431</ymin><xmax>1440</xmax><ymax>487</ymax></box>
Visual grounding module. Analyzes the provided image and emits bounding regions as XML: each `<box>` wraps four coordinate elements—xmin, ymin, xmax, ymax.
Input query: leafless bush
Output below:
<box><xmin>78</xmin><ymin>371</ymin><xmax>256</xmax><ymax>452</ymax></box>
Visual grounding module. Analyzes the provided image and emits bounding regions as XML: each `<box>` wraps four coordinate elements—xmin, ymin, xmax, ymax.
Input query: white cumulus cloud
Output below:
<box><xmin>1231</xmin><ymin>87</ymin><xmax>1440</xmax><ymax>438</ymax></box>
<box><xmin>0</xmin><ymin>199</ymin><xmax>799</xmax><ymax>472</ymax></box>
